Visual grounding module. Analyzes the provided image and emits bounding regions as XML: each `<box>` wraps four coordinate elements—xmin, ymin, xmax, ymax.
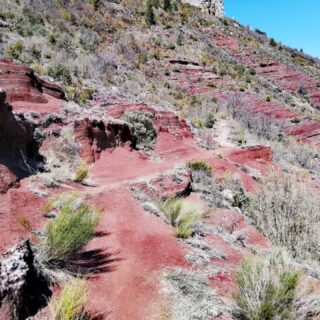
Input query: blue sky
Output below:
<box><xmin>225</xmin><ymin>0</ymin><xmax>320</xmax><ymax>58</ymax></box>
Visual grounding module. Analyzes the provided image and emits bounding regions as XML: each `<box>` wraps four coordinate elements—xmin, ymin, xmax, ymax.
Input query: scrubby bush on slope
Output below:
<box><xmin>245</xmin><ymin>173</ymin><xmax>320</xmax><ymax>261</ymax></box>
<box><xmin>234</xmin><ymin>249</ymin><xmax>300</xmax><ymax>319</ymax></box>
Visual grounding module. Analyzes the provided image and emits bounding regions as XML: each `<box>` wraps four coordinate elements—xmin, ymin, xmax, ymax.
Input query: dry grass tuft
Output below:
<box><xmin>50</xmin><ymin>278</ymin><xmax>89</xmax><ymax>320</ymax></box>
<box><xmin>156</xmin><ymin>198</ymin><xmax>202</xmax><ymax>238</ymax></box>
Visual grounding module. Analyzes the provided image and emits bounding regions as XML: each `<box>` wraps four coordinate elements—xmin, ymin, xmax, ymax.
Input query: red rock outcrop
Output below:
<box><xmin>0</xmin><ymin>90</ymin><xmax>40</xmax><ymax>193</ymax></box>
<box><xmin>74</xmin><ymin>118</ymin><xmax>134</xmax><ymax>163</ymax></box>
<box><xmin>105</xmin><ymin>99</ymin><xmax>193</xmax><ymax>139</ymax></box>
<box><xmin>0</xmin><ymin>60</ymin><xmax>65</xmax><ymax>114</ymax></box>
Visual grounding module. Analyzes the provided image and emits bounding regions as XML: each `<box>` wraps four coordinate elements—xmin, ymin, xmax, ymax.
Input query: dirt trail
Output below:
<box><xmin>81</xmin><ymin>131</ymin><xmax>267</xmax><ymax>319</ymax></box>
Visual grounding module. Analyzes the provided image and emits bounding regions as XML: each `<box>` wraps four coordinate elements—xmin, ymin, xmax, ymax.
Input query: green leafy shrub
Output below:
<box><xmin>5</xmin><ymin>41</ymin><xmax>24</xmax><ymax>60</ymax></box>
<box><xmin>122</xmin><ymin>111</ymin><xmax>156</xmax><ymax>150</ymax></box>
<box><xmin>234</xmin><ymin>249</ymin><xmax>300</xmax><ymax>320</ymax></box>
<box><xmin>156</xmin><ymin>198</ymin><xmax>202</xmax><ymax>238</ymax></box>
<box><xmin>43</xmin><ymin>194</ymin><xmax>99</xmax><ymax>264</ymax></box>
<box><xmin>187</xmin><ymin>160</ymin><xmax>212</xmax><ymax>175</ymax></box>
<box><xmin>50</xmin><ymin>278</ymin><xmax>89</xmax><ymax>320</ymax></box>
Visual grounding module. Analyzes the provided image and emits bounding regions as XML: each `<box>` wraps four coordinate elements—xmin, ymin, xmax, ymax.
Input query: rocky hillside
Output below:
<box><xmin>0</xmin><ymin>1</ymin><xmax>320</xmax><ymax>319</ymax></box>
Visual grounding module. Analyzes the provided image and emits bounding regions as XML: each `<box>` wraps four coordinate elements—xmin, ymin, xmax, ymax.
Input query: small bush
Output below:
<box><xmin>50</xmin><ymin>278</ymin><xmax>88</xmax><ymax>320</ymax></box>
<box><xmin>48</xmin><ymin>64</ymin><xmax>72</xmax><ymax>85</ymax></box>
<box><xmin>163</xmin><ymin>0</ymin><xmax>171</xmax><ymax>12</ymax></box>
<box><xmin>165</xmin><ymin>268</ymin><xmax>221</xmax><ymax>319</ymax></box>
<box><xmin>43</xmin><ymin>195</ymin><xmax>99</xmax><ymax>264</ymax></box>
<box><xmin>146</xmin><ymin>0</ymin><xmax>156</xmax><ymax>26</ymax></box>
<box><xmin>187</xmin><ymin>160</ymin><xmax>212</xmax><ymax>175</ymax></box>
<box><xmin>234</xmin><ymin>249</ymin><xmax>300</xmax><ymax>319</ymax></box>
<box><xmin>245</xmin><ymin>173</ymin><xmax>320</xmax><ymax>261</ymax></box>
<box><xmin>5</xmin><ymin>41</ymin><xmax>24</xmax><ymax>60</ymax></box>
<box><xmin>156</xmin><ymin>198</ymin><xmax>201</xmax><ymax>238</ymax></box>
<box><xmin>122</xmin><ymin>111</ymin><xmax>156</xmax><ymax>150</ymax></box>
<box><xmin>269</xmin><ymin>38</ymin><xmax>277</xmax><ymax>47</ymax></box>
<box><xmin>204</xmin><ymin>113</ymin><xmax>216</xmax><ymax>128</ymax></box>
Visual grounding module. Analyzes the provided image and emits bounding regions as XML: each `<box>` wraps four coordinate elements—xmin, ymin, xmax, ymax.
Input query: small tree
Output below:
<box><xmin>146</xmin><ymin>0</ymin><xmax>156</xmax><ymax>25</ymax></box>
<box><xmin>163</xmin><ymin>0</ymin><xmax>171</xmax><ymax>11</ymax></box>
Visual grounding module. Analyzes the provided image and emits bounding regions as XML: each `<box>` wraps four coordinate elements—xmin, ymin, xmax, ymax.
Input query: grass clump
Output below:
<box><xmin>50</xmin><ymin>278</ymin><xmax>89</xmax><ymax>320</ymax></box>
<box><xmin>42</xmin><ymin>193</ymin><xmax>99</xmax><ymax>264</ymax></box>
<box><xmin>187</xmin><ymin>160</ymin><xmax>212</xmax><ymax>175</ymax></box>
<box><xmin>156</xmin><ymin>198</ymin><xmax>201</xmax><ymax>238</ymax></box>
<box><xmin>73</xmin><ymin>162</ymin><xmax>88</xmax><ymax>184</ymax></box>
<box><xmin>234</xmin><ymin>249</ymin><xmax>300</xmax><ymax>320</ymax></box>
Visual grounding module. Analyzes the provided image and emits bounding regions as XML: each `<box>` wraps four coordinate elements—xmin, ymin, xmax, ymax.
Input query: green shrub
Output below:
<box><xmin>146</xmin><ymin>0</ymin><xmax>156</xmax><ymax>26</ymax></box>
<box><xmin>156</xmin><ymin>198</ymin><xmax>201</xmax><ymax>238</ymax></box>
<box><xmin>269</xmin><ymin>38</ymin><xmax>277</xmax><ymax>47</ymax></box>
<box><xmin>43</xmin><ymin>195</ymin><xmax>99</xmax><ymax>263</ymax></box>
<box><xmin>122</xmin><ymin>111</ymin><xmax>156</xmax><ymax>150</ymax></box>
<box><xmin>234</xmin><ymin>249</ymin><xmax>300</xmax><ymax>320</ymax></box>
<box><xmin>187</xmin><ymin>160</ymin><xmax>212</xmax><ymax>175</ymax></box>
<box><xmin>163</xmin><ymin>0</ymin><xmax>171</xmax><ymax>11</ymax></box>
<box><xmin>65</xmin><ymin>86</ymin><xmax>94</xmax><ymax>104</ymax></box>
<box><xmin>48</xmin><ymin>64</ymin><xmax>72</xmax><ymax>85</ymax></box>
<box><xmin>50</xmin><ymin>278</ymin><xmax>88</xmax><ymax>320</ymax></box>
<box><xmin>5</xmin><ymin>41</ymin><xmax>24</xmax><ymax>60</ymax></box>
<box><xmin>204</xmin><ymin>113</ymin><xmax>216</xmax><ymax>128</ymax></box>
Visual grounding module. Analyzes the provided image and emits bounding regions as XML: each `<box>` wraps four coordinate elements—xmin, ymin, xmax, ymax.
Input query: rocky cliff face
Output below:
<box><xmin>0</xmin><ymin>241</ymin><xmax>50</xmax><ymax>320</ymax></box>
<box><xmin>74</xmin><ymin>118</ymin><xmax>134</xmax><ymax>163</ymax></box>
<box><xmin>0</xmin><ymin>89</ymin><xmax>40</xmax><ymax>193</ymax></box>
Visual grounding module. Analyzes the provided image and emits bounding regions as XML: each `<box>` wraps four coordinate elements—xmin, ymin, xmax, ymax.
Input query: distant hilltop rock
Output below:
<box><xmin>180</xmin><ymin>0</ymin><xmax>224</xmax><ymax>17</ymax></box>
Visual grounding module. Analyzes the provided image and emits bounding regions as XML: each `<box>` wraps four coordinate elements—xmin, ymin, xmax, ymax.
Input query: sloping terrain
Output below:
<box><xmin>0</xmin><ymin>1</ymin><xmax>320</xmax><ymax>319</ymax></box>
